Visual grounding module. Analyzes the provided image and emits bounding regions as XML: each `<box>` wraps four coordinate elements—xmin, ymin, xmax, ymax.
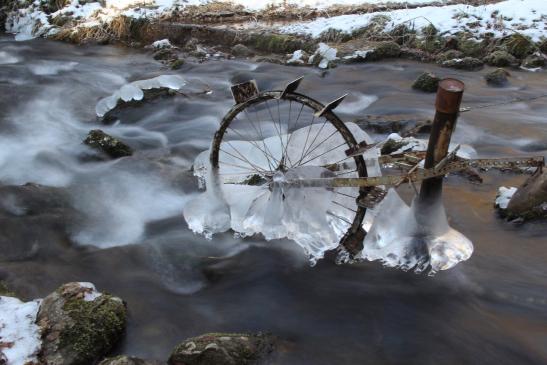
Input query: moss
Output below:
<box><xmin>522</xmin><ymin>54</ymin><xmax>545</xmax><ymax>68</ymax></box>
<box><xmin>389</xmin><ymin>24</ymin><xmax>416</xmax><ymax>46</ymax></box>
<box><xmin>250</xmin><ymin>33</ymin><xmax>307</xmax><ymax>54</ymax></box>
<box><xmin>84</xmin><ymin>130</ymin><xmax>133</xmax><ymax>158</ymax></box>
<box><xmin>318</xmin><ymin>28</ymin><xmax>351</xmax><ymax>43</ymax></box>
<box><xmin>458</xmin><ymin>36</ymin><xmax>485</xmax><ymax>58</ymax></box>
<box><xmin>435</xmin><ymin>49</ymin><xmax>464</xmax><ymax>62</ymax></box>
<box><xmin>442</xmin><ymin>57</ymin><xmax>483</xmax><ymax>70</ymax></box>
<box><xmin>538</xmin><ymin>38</ymin><xmax>547</xmax><ymax>54</ymax></box>
<box><xmin>243</xmin><ymin>174</ymin><xmax>267</xmax><ymax>186</ymax></box>
<box><xmin>170</xmin><ymin>59</ymin><xmax>185</xmax><ymax>70</ymax></box>
<box><xmin>417</xmin><ymin>36</ymin><xmax>442</xmax><ymax>54</ymax></box>
<box><xmin>367</xmin><ymin>41</ymin><xmax>401</xmax><ymax>61</ymax></box>
<box><xmin>484</xmin><ymin>68</ymin><xmax>509</xmax><ymax>86</ymax></box>
<box><xmin>421</xmin><ymin>24</ymin><xmax>437</xmax><ymax>38</ymax></box>
<box><xmin>412</xmin><ymin>72</ymin><xmax>440</xmax><ymax>93</ymax></box>
<box><xmin>59</xmin><ymin>295</ymin><xmax>126</xmax><ymax>365</ymax></box>
<box><xmin>0</xmin><ymin>281</ymin><xmax>16</xmax><ymax>297</ymax></box>
<box><xmin>503</xmin><ymin>33</ymin><xmax>536</xmax><ymax>58</ymax></box>
<box><xmin>381</xmin><ymin>139</ymin><xmax>408</xmax><ymax>155</ymax></box>
<box><xmin>483</xmin><ymin>50</ymin><xmax>517</xmax><ymax>67</ymax></box>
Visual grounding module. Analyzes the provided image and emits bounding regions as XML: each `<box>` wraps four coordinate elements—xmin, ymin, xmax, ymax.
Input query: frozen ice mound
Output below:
<box><xmin>95</xmin><ymin>75</ymin><xmax>186</xmax><ymax>117</ymax></box>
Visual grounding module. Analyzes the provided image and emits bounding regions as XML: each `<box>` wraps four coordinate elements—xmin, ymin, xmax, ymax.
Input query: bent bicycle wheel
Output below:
<box><xmin>209</xmin><ymin>84</ymin><xmax>371</xmax><ymax>258</ymax></box>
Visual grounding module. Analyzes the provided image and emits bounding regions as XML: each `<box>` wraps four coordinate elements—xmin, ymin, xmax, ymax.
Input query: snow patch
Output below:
<box><xmin>495</xmin><ymin>186</ymin><xmax>517</xmax><ymax>209</ymax></box>
<box><xmin>286</xmin><ymin>49</ymin><xmax>306</xmax><ymax>65</ymax></box>
<box><xmin>78</xmin><ymin>282</ymin><xmax>103</xmax><ymax>301</ymax></box>
<box><xmin>309</xmin><ymin>43</ymin><xmax>337</xmax><ymax>69</ymax></box>
<box><xmin>0</xmin><ymin>296</ymin><xmax>42</xmax><ymax>365</ymax></box>
<box><xmin>152</xmin><ymin>39</ymin><xmax>172</xmax><ymax>49</ymax></box>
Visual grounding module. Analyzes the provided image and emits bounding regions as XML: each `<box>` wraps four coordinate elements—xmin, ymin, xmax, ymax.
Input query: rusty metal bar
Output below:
<box><xmin>418</xmin><ymin>78</ymin><xmax>465</xmax><ymax>205</ymax></box>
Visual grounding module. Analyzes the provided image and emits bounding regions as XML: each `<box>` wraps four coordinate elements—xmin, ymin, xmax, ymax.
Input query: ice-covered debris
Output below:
<box><xmin>152</xmin><ymin>39</ymin><xmax>172</xmax><ymax>49</ymax></box>
<box><xmin>6</xmin><ymin>3</ymin><xmax>54</xmax><ymax>41</ymax></box>
<box><xmin>0</xmin><ymin>51</ymin><xmax>19</xmax><ymax>65</ymax></box>
<box><xmin>309</xmin><ymin>43</ymin><xmax>337</xmax><ymax>69</ymax></box>
<box><xmin>382</xmin><ymin>133</ymin><xmax>476</xmax><ymax>159</ymax></box>
<box><xmin>286</xmin><ymin>49</ymin><xmax>307</xmax><ymax>65</ymax></box>
<box><xmin>361</xmin><ymin>189</ymin><xmax>473</xmax><ymax>274</ymax></box>
<box><xmin>495</xmin><ymin>186</ymin><xmax>517</xmax><ymax>210</ymax></box>
<box><xmin>95</xmin><ymin>75</ymin><xmax>186</xmax><ymax>117</ymax></box>
<box><xmin>0</xmin><ymin>296</ymin><xmax>42</xmax><ymax>365</ymax></box>
<box><xmin>78</xmin><ymin>282</ymin><xmax>103</xmax><ymax>302</ymax></box>
<box><xmin>343</xmin><ymin>50</ymin><xmax>372</xmax><ymax>61</ymax></box>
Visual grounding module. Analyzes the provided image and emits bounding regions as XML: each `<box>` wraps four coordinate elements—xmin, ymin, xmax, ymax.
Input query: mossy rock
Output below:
<box><xmin>169</xmin><ymin>332</ymin><xmax>276</xmax><ymax>365</ymax></box>
<box><xmin>37</xmin><ymin>282</ymin><xmax>127</xmax><ymax>365</ymax></box>
<box><xmin>458</xmin><ymin>37</ymin><xmax>485</xmax><ymax>58</ymax></box>
<box><xmin>389</xmin><ymin>24</ymin><xmax>416</xmax><ymax>46</ymax></box>
<box><xmin>99</xmin><ymin>355</ymin><xmax>160</xmax><ymax>365</ymax></box>
<box><xmin>84</xmin><ymin>129</ymin><xmax>133</xmax><ymax>159</ymax></box>
<box><xmin>505</xmin><ymin>170</ymin><xmax>547</xmax><ymax>221</ymax></box>
<box><xmin>153</xmin><ymin>48</ymin><xmax>178</xmax><ymax>61</ymax></box>
<box><xmin>249</xmin><ymin>33</ymin><xmax>308</xmax><ymax>54</ymax></box>
<box><xmin>435</xmin><ymin>49</ymin><xmax>464</xmax><ymax>63</ymax></box>
<box><xmin>483</xmin><ymin>50</ymin><xmax>517</xmax><ymax>67</ymax></box>
<box><xmin>412</xmin><ymin>72</ymin><xmax>440</xmax><ymax>93</ymax></box>
<box><xmin>381</xmin><ymin>138</ymin><xmax>408</xmax><ymax>155</ymax></box>
<box><xmin>318</xmin><ymin>28</ymin><xmax>351</xmax><ymax>43</ymax></box>
<box><xmin>231</xmin><ymin>43</ymin><xmax>253</xmax><ymax>57</ymax></box>
<box><xmin>522</xmin><ymin>54</ymin><xmax>545</xmax><ymax>68</ymax></box>
<box><xmin>367</xmin><ymin>41</ymin><xmax>401</xmax><ymax>61</ymax></box>
<box><xmin>170</xmin><ymin>59</ymin><xmax>185</xmax><ymax>70</ymax></box>
<box><xmin>538</xmin><ymin>38</ymin><xmax>547</xmax><ymax>54</ymax></box>
<box><xmin>502</xmin><ymin>33</ymin><xmax>536</xmax><ymax>59</ymax></box>
<box><xmin>442</xmin><ymin>57</ymin><xmax>483</xmax><ymax>70</ymax></box>
<box><xmin>0</xmin><ymin>281</ymin><xmax>16</xmax><ymax>297</ymax></box>
<box><xmin>484</xmin><ymin>68</ymin><xmax>509</xmax><ymax>86</ymax></box>
<box><xmin>417</xmin><ymin>36</ymin><xmax>442</xmax><ymax>54</ymax></box>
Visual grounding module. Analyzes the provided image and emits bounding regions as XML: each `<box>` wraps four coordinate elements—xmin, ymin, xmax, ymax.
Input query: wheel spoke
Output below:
<box><xmin>300</xmin><ymin>140</ymin><xmax>347</xmax><ymax>167</ymax></box>
<box><xmin>220</xmin><ymin>145</ymin><xmax>268</xmax><ymax>174</ymax></box>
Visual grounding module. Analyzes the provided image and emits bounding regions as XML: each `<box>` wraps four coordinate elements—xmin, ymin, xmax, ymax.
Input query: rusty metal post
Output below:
<box><xmin>418</xmin><ymin>78</ymin><xmax>465</xmax><ymax>205</ymax></box>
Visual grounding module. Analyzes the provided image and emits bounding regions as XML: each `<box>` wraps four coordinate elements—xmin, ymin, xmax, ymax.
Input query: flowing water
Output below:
<box><xmin>1</xmin><ymin>35</ymin><xmax>546</xmax><ymax>364</ymax></box>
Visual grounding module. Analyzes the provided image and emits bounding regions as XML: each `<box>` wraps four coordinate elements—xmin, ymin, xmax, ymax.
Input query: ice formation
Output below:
<box><xmin>0</xmin><ymin>51</ymin><xmax>19</xmax><ymax>65</ymax></box>
<box><xmin>79</xmin><ymin>282</ymin><xmax>103</xmax><ymax>302</ymax></box>
<box><xmin>95</xmin><ymin>75</ymin><xmax>186</xmax><ymax>117</ymax></box>
<box><xmin>495</xmin><ymin>186</ymin><xmax>517</xmax><ymax>209</ymax></box>
<box><xmin>0</xmin><ymin>296</ymin><xmax>42</xmax><ymax>365</ymax></box>
<box><xmin>186</xmin><ymin>122</ymin><xmax>474</xmax><ymax>272</ymax></box>
<box><xmin>152</xmin><ymin>39</ymin><xmax>172</xmax><ymax>49</ymax></box>
<box><xmin>309</xmin><ymin>43</ymin><xmax>338</xmax><ymax>69</ymax></box>
<box><xmin>286</xmin><ymin>50</ymin><xmax>306</xmax><ymax>65</ymax></box>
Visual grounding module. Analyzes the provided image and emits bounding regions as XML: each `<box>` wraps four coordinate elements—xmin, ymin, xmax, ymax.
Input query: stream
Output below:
<box><xmin>1</xmin><ymin>35</ymin><xmax>546</xmax><ymax>364</ymax></box>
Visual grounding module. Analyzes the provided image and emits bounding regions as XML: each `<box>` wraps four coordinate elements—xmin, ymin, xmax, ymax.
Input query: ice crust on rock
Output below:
<box><xmin>309</xmin><ymin>43</ymin><xmax>337</xmax><ymax>69</ymax></box>
<box><xmin>95</xmin><ymin>75</ymin><xmax>186</xmax><ymax>117</ymax></box>
<box><xmin>152</xmin><ymin>39</ymin><xmax>172</xmax><ymax>49</ymax></box>
<box><xmin>495</xmin><ymin>186</ymin><xmax>517</xmax><ymax>209</ymax></box>
<box><xmin>186</xmin><ymin>121</ymin><xmax>474</xmax><ymax>272</ymax></box>
<box><xmin>79</xmin><ymin>282</ymin><xmax>103</xmax><ymax>302</ymax></box>
<box><xmin>0</xmin><ymin>296</ymin><xmax>42</xmax><ymax>365</ymax></box>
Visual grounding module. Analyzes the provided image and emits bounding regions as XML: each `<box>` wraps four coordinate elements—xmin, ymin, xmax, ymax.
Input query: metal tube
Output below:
<box><xmin>418</xmin><ymin>78</ymin><xmax>465</xmax><ymax>205</ymax></box>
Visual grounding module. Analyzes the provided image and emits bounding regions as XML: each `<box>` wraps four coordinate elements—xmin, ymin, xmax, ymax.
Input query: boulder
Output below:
<box><xmin>36</xmin><ymin>282</ymin><xmax>127</xmax><ymax>365</ymax></box>
<box><xmin>522</xmin><ymin>53</ymin><xmax>545</xmax><ymax>68</ymax></box>
<box><xmin>502</xmin><ymin>33</ymin><xmax>536</xmax><ymax>59</ymax></box>
<box><xmin>483</xmin><ymin>50</ymin><xmax>517</xmax><ymax>67</ymax></box>
<box><xmin>412</xmin><ymin>72</ymin><xmax>440</xmax><ymax>93</ymax></box>
<box><xmin>153</xmin><ymin>48</ymin><xmax>178</xmax><ymax>61</ymax></box>
<box><xmin>170</xmin><ymin>59</ymin><xmax>185</xmax><ymax>70</ymax></box>
<box><xmin>441</xmin><ymin>57</ymin><xmax>483</xmax><ymax>70</ymax></box>
<box><xmin>83</xmin><ymin>130</ymin><xmax>133</xmax><ymax>159</ymax></box>
<box><xmin>231</xmin><ymin>44</ymin><xmax>253</xmax><ymax>57</ymax></box>
<box><xmin>506</xmin><ymin>169</ymin><xmax>547</xmax><ymax>220</ymax></box>
<box><xmin>435</xmin><ymin>49</ymin><xmax>464</xmax><ymax>63</ymax></box>
<box><xmin>168</xmin><ymin>333</ymin><xmax>276</xmax><ymax>365</ymax></box>
<box><xmin>98</xmin><ymin>356</ymin><xmax>161</xmax><ymax>365</ymax></box>
<box><xmin>484</xmin><ymin>68</ymin><xmax>510</xmax><ymax>86</ymax></box>
<box><xmin>367</xmin><ymin>41</ymin><xmax>401</xmax><ymax>61</ymax></box>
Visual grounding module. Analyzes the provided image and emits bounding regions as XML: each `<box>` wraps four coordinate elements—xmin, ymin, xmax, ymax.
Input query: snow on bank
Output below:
<box><xmin>95</xmin><ymin>75</ymin><xmax>186</xmax><ymax>117</ymax></box>
<box><xmin>281</xmin><ymin>0</ymin><xmax>547</xmax><ymax>41</ymax></box>
<box><xmin>0</xmin><ymin>296</ymin><xmax>42</xmax><ymax>365</ymax></box>
<box><xmin>495</xmin><ymin>186</ymin><xmax>517</xmax><ymax>209</ymax></box>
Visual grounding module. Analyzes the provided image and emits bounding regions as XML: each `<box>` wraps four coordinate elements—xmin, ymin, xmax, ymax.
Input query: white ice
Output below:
<box><xmin>0</xmin><ymin>296</ymin><xmax>42</xmax><ymax>365</ymax></box>
<box><xmin>28</xmin><ymin>61</ymin><xmax>79</xmax><ymax>76</ymax></box>
<box><xmin>152</xmin><ymin>39</ymin><xmax>172</xmax><ymax>49</ymax></box>
<box><xmin>78</xmin><ymin>282</ymin><xmax>103</xmax><ymax>302</ymax></box>
<box><xmin>309</xmin><ymin>43</ymin><xmax>337</xmax><ymax>69</ymax></box>
<box><xmin>0</xmin><ymin>51</ymin><xmax>19</xmax><ymax>65</ymax></box>
<box><xmin>495</xmin><ymin>186</ymin><xmax>517</xmax><ymax>210</ymax></box>
<box><xmin>286</xmin><ymin>49</ymin><xmax>306</xmax><ymax>65</ymax></box>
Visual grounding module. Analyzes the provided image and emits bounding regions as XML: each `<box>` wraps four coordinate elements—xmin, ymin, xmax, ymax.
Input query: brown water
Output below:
<box><xmin>0</xmin><ymin>35</ymin><xmax>546</xmax><ymax>364</ymax></box>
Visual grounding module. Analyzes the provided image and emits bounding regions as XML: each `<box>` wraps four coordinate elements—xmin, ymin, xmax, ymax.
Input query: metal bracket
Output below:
<box><xmin>315</xmin><ymin>94</ymin><xmax>348</xmax><ymax>118</ymax></box>
<box><xmin>279</xmin><ymin>76</ymin><xmax>304</xmax><ymax>99</ymax></box>
<box><xmin>231</xmin><ymin>80</ymin><xmax>259</xmax><ymax>104</ymax></box>
<box><xmin>344</xmin><ymin>141</ymin><xmax>379</xmax><ymax>157</ymax></box>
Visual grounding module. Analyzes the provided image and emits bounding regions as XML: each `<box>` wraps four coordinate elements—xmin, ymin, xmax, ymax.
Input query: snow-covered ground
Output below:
<box><xmin>281</xmin><ymin>0</ymin><xmax>547</xmax><ymax>41</ymax></box>
<box><xmin>0</xmin><ymin>296</ymin><xmax>42</xmax><ymax>365</ymax></box>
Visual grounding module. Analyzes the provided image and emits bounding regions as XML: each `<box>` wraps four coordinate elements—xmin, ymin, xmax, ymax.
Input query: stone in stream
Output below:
<box><xmin>484</xmin><ymin>68</ymin><xmax>510</xmax><ymax>86</ymax></box>
<box><xmin>84</xmin><ymin>129</ymin><xmax>133</xmax><ymax>159</ymax></box>
<box><xmin>483</xmin><ymin>50</ymin><xmax>517</xmax><ymax>67</ymax></box>
<box><xmin>231</xmin><ymin>44</ymin><xmax>254</xmax><ymax>57</ymax></box>
<box><xmin>441</xmin><ymin>57</ymin><xmax>483</xmax><ymax>70</ymax></box>
<box><xmin>168</xmin><ymin>332</ymin><xmax>276</xmax><ymax>365</ymax></box>
<box><xmin>412</xmin><ymin>72</ymin><xmax>440</xmax><ymax>93</ymax></box>
<box><xmin>36</xmin><ymin>282</ymin><xmax>127</xmax><ymax>365</ymax></box>
<box><xmin>500</xmin><ymin>33</ymin><xmax>536</xmax><ymax>59</ymax></box>
<box><xmin>505</xmin><ymin>169</ymin><xmax>547</xmax><ymax>221</ymax></box>
<box><xmin>98</xmin><ymin>355</ymin><xmax>161</xmax><ymax>365</ymax></box>
<box><xmin>521</xmin><ymin>53</ymin><xmax>545</xmax><ymax>69</ymax></box>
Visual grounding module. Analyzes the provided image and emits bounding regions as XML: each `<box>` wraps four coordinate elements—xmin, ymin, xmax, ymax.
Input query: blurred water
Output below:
<box><xmin>0</xmin><ymin>35</ymin><xmax>546</xmax><ymax>364</ymax></box>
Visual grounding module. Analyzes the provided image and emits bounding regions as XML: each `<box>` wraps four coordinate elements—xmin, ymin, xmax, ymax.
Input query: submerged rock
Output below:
<box><xmin>84</xmin><ymin>129</ymin><xmax>133</xmax><ymax>159</ymax></box>
<box><xmin>168</xmin><ymin>332</ymin><xmax>276</xmax><ymax>365</ymax></box>
<box><xmin>483</xmin><ymin>50</ymin><xmax>518</xmax><ymax>67</ymax></box>
<box><xmin>36</xmin><ymin>282</ymin><xmax>127</xmax><ymax>365</ymax></box>
<box><xmin>99</xmin><ymin>355</ymin><xmax>160</xmax><ymax>365</ymax></box>
<box><xmin>441</xmin><ymin>57</ymin><xmax>483</xmax><ymax>70</ymax></box>
<box><xmin>505</xmin><ymin>169</ymin><xmax>547</xmax><ymax>220</ymax></box>
<box><xmin>484</xmin><ymin>68</ymin><xmax>510</xmax><ymax>86</ymax></box>
<box><xmin>412</xmin><ymin>72</ymin><xmax>440</xmax><ymax>93</ymax></box>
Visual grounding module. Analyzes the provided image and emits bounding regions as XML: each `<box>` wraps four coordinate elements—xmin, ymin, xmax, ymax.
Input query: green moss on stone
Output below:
<box><xmin>59</xmin><ymin>295</ymin><xmax>126</xmax><ymax>365</ymax></box>
<box><xmin>170</xmin><ymin>59</ymin><xmax>185</xmax><ymax>70</ymax></box>
<box><xmin>503</xmin><ymin>33</ymin><xmax>536</xmax><ymax>58</ymax></box>
<box><xmin>412</xmin><ymin>72</ymin><xmax>440</xmax><ymax>93</ymax></box>
<box><xmin>0</xmin><ymin>281</ymin><xmax>16</xmax><ymax>297</ymax></box>
<box><xmin>483</xmin><ymin>50</ymin><xmax>517</xmax><ymax>67</ymax></box>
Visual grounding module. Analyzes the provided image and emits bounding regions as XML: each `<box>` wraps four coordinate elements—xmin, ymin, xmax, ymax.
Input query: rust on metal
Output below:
<box><xmin>315</xmin><ymin>94</ymin><xmax>348</xmax><ymax>118</ymax></box>
<box><xmin>344</xmin><ymin>141</ymin><xmax>376</xmax><ymax>157</ymax></box>
<box><xmin>231</xmin><ymin>80</ymin><xmax>259</xmax><ymax>104</ymax></box>
<box><xmin>339</xmin><ymin>226</ymin><xmax>366</xmax><ymax>256</ymax></box>
<box><xmin>280</xmin><ymin>76</ymin><xmax>304</xmax><ymax>99</ymax></box>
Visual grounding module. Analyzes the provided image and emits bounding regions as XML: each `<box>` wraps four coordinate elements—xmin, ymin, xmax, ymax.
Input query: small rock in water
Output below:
<box><xmin>153</xmin><ymin>48</ymin><xmax>178</xmax><ymax>61</ymax></box>
<box><xmin>483</xmin><ymin>50</ymin><xmax>517</xmax><ymax>67</ymax></box>
<box><xmin>484</xmin><ymin>68</ymin><xmax>510</xmax><ymax>86</ymax></box>
<box><xmin>412</xmin><ymin>72</ymin><xmax>440</xmax><ymax>92</ymax></box>
<box><xmin>505</xmin><ymin>169</ymin><xmax>547</xmax><ymax>221</ymax></box>
<box><xmin>168</xmin><ymin>332</ymin><xmax>276</xmax><ymax>365</ymax></box>
<box><xmin>84</xmin><ymin>129</ymin><xmax>133</xmax><ymax>159</ymax></box>
<box><xmin>231</xmin><ymin>44</ymin><xmax>253</xmax><ymax>57</ymax></box>
<box><xmin>36</xmin><ymin>282</ymin><xmax>127</xmax><ymax>365</ymax></box>
<box><xmin>442</xmin><ymin>57</ymin><xmax>483</xmax><ymax>70</ymax></box>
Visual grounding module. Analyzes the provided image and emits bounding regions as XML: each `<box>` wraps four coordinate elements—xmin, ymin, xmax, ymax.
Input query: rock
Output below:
<box><xmin>484</xmin><ymin>68</ymin><xmax>510</xmax><ymax>86</ymax></box>
<box><xmin>170</xmin><ymin>59</ymin><xmax>185</xmax><ymax>70</ymax></box>
<box><xmin>286</xmin><ymin>49</ymin><xmax>308</xmax><ymax>65</ymax></box>
<box><xmin>441</xmin><ymin>57</ymin><xmax>483</xmax><ymax>70</ymax></box>
<box><xmin>231</xmin><ymin>44</ymin><xmax>253</xmax><ymax>57</ymax></box>
<box><xmin>506</xmin><ymin>169</ymin><xmax>547</xmax><ymax>220</ymax></box>
<box><xmin>389</xmin><ymin>24</ymin><xmax>415</xmax><ymax>46</ymax></box>
<box><xmin>443</xmin><ymin>36</ymin><xmax>459</xmax><ymax>50</ymax></box>
<box><xmin>367</xmin><ymin>41</ymin><xmax>401</xmax><ymax>61</ymax></box>
<box><xmin>458</xmin><ymin>36</ymin><xmax>485</xmax><ymax>58</ymax></box>
<box><xmin>483</xmin><ymin>50</ymin><xmax>517</xmax><ymax>67</ymax></box>
<box><xmin>412</xmin><ymin>72</ymin><xmax>440</xmax><ymax>93</ymax></box>
<box><xmin>538</xmin><ymin>39</ymin><xmax>547</xmax><ymax>54</ymax></box>
<box><xmin>36</xmin><ymin>282</ymin><xmax>127</xmax><ymax>365</ymax></box>
<box><xmin>84</xmin><ymin>130</ymin><xmax>133</xmax><ymax>159</ymax></box>
<box><xmin>435</xmin><ymin>49</ymin><xmax>464</xmax><ymax>63</ymax></box>
<box><xmin>183</xmin><ymin>38</ymin><xmax>199</xmax><ymax>52</ymax></box>
<box><xmin>502</xmin><ymin>33</ymin><xmax>536</xmax><ymax>59</ymax></box>
<box><xmin>168</xmin><ymin>333</ymin><xmax>275</xmax><ymax>365</ymax></box>
<box><xmin>0</xmin><ymin>281</ymin><xmax>15</xmax><ymax>297</ymax></box>
<box><xmin>522</xmin><ymin>53</ymin><xmax>545</xmax><ymax>68</ymax></box>
<box><xmin>153</xmin><ymin>48</ymin><xmax>178</xmax><ymax>61</ymax></box>
<box><xmin>98</xmin><ymin>355</ymin><xmax>160</xmax><ymax>365</ymax></box>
